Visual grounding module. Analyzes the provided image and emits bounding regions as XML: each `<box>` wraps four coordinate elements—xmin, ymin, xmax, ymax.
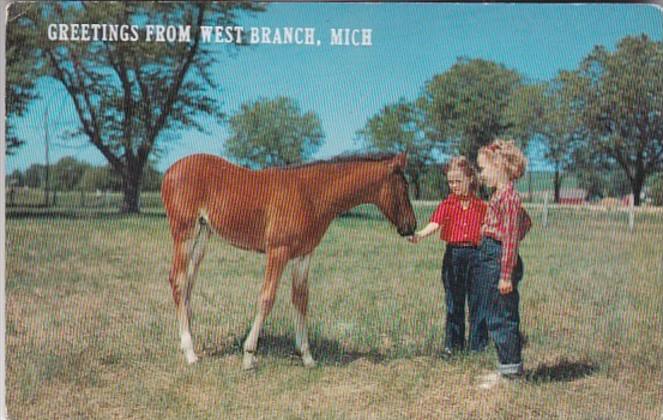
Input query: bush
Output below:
<box><xmin>649</xmin><ymin>174</ymin><xmax>663</xmax><ymax>206</ymax></box>
<box><xmin>79</xmin><ymin>166</ymin><xmax>122</xmax><ymax>191</ymax></box>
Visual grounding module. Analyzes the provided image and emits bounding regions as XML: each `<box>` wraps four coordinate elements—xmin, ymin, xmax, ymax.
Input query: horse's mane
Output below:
<box><xmin>280</xmin><ymin>152</ymin><xmax>397</xmax><ymax>171</ymax></box>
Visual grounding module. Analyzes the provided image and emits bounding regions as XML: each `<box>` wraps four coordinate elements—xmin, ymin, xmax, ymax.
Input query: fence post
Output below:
<box><xmin>628</xmin><ymin>193</ymin><xmax>634</xmax><ymax>232</ymax></box>
<box><xmin>543</xmin><ymin>191</ymin><xmax>549</xmax><ymax>228</ymax></box>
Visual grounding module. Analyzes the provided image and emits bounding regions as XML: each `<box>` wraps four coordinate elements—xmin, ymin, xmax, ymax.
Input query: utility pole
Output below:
<box><xmin>528</xmin><ymin>170</ymin><xmax>532</xmax><ymax>202</ymax></box>
<box><xmin>44</xmin><ymin>106</ymin><xmax>50</xmax><ymax>206</ymax></box>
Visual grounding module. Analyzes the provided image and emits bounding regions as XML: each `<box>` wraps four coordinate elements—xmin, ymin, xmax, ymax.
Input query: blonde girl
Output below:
<box><xmin>475</xmin><ymin>139</ymin><xmax>530</xmax><ymax>386</ymax></box>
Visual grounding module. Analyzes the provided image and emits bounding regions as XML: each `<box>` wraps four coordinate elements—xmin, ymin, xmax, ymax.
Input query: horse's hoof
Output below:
<box><xmin>477</xmin><ymin>372</ymin><xmax>503</xmax><ymax>390</ymax></box>
<box><xmin>185</xmin><ymin>352</ymin><xmax>199</xmax><ymax>365</ymax></box>
<box><xmin>302</xmin><ymin>353</ymin><xmax>317</xmax><ymax>368</ymax></box>
<box><xmin>242</xmin><ymin>352</ymin><xmax>258</xmax><ymax>370</ymax></box>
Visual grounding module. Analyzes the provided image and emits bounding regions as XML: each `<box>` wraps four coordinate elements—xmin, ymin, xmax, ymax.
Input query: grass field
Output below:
<box><xmin>6</xmin><ymin>203</ymin><xmax>663</xmax><ymax>419</ymax></box>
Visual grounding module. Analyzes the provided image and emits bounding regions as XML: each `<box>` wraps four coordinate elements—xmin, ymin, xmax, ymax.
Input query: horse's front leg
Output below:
<box><xmin>242</xmin><ymin>246</ymin><xmax>290</xmax><ymax>370</ymax></box>
<box><xmin>291</xmin><ymin>253</ymin><xmax>316</xmax><ymax>368</ymax></box>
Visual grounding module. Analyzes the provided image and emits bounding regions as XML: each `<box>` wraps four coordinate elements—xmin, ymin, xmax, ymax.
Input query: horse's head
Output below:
<box><xmin>376</xmin><ymin>153</ymin><xmax>417</xmax><ymax>237</ymax></box>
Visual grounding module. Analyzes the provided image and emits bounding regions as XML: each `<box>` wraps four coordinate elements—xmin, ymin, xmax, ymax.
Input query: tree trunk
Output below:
<box><xmin>413</xmin><ymin>176</ymin><xmax>421</xmax><ymax>200</ymax></box>
<box><xmin>553</xmin><ymin>170</ymin><xmax>562</xmax><ymax>204</ymax></box>
<box><xmin>631</xmin><ymin>177</ymin><xmax>643</xmax><ymax>207</ymax></box>
<box><xmin>121</xmin><ymin>167</ymin><xmax>142</xmax><ymax>213</ymax></box>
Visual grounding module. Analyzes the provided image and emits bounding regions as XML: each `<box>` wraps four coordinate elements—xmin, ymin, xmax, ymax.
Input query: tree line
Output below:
<box><xmin>7</xmin><ymin>157</ymin><xmax>163</xmax><ymax>193</ymax></box>
<box><xmin>223</xmin><ymin>46</ymin><xmax>663</xmax><ymax>205</ymax></box>
<box><xmin>355</xmin><ymin>38</ymin><xmax>663</xmax><ymax>206</ymax></box>
<box><xmin>7</xmin><ymin>3</ymin><xmax>663</xmax><ymax>211</ymax></box>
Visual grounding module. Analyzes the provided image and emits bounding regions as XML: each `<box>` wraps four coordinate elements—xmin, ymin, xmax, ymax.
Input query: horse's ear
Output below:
<box><xmin>390</xmin><ymin>153</ymin><xmax>407</xmax><ymax>173</ymax></box>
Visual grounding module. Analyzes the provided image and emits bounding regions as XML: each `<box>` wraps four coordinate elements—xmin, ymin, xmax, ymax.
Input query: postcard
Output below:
<box><xmin>4</xmin><ymin>2</ymin><xmax>663</xmax><ymax>418</ymax></box>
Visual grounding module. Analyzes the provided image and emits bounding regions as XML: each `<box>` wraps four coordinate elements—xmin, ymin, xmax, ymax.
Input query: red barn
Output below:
<box><xmin>558</xmin><ymin>189</ymin><xmax>587</xmax><ymax>205</ymax></box>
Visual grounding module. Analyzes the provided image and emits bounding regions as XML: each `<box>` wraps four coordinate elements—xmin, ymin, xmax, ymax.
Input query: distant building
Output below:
<box><xmin>558</xmin><ymin>188</ymin><xmax>587</xmax><ymax>205</ymax></box>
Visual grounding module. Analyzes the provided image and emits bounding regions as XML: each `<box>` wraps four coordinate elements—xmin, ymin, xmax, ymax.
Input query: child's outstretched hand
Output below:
<box><xmin>407</xmin><ymin>234</ymin><xmax>419</xmax><ymax>244</ymax></box>
<box><xmin>498</xmin><ymin>278</ymin><xmax>513</xmax><ymax>295</ymax></box>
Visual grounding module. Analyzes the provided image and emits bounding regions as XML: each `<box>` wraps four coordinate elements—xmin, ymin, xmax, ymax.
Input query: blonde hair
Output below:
<box><xmin>478</xmin><ymin>138</ymin><xmax>528</xmax><ymax>181</ymax></box>
<box><xmin>443</xmin><ymin>156</ymin><xmax>479</xmax><ymax>193</ymax></box>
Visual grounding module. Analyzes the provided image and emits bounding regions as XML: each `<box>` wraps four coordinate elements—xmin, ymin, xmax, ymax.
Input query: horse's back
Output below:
<box><xmin>161</xmin><ymin>155</ymin><xmax>276</xmax><ymax>249</ymax></box>
<box><xmin>163</xmin><ymin>154</ymin><xmax>237</xmax><ymax>181</ymax></box>
<box><xmin>162</xmin><ymin>154</ymin><xmax>330</xmax><ymax>254</ymax></box>
<box><xmin>162</xmin><ymin>154</ymin><xmax>240</xmax><ymax>222</ymax></box>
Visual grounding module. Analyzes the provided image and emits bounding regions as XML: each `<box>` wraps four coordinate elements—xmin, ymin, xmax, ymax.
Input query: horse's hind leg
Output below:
<box><xmin>291</xmin><ymin>254</ymin><xmax>316</xmax><ymax>368</ymax></box>
<box><xmin>169</xmin><ymin>220</ymin><xmax>210</xmax><ymax>364</ymax></box>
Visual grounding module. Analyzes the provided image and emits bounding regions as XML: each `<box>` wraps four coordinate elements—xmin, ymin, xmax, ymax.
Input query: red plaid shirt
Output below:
<box><xmin>430</xmin><ymin>194</ymin><xmax>487</xmax><ymax>246</ymax></box>
<box><xmin>481</xmin><ymin>182</ymin><xmax>532</xmax><ymax>282</ymax></box>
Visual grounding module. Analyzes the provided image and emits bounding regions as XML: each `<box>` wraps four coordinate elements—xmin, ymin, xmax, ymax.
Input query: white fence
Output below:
<box><xmin>415</xmin><ymin>196</ymin><xmax>663</xmax><ymax>232</ymax></box>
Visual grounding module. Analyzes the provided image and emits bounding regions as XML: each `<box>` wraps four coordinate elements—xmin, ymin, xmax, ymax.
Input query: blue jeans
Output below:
<box><xmin>475</xmin><ymin>237</ymin><xmax>524</xmax><ymax>374</ymax></box>
<box><xmin>442</xmin><ymin>245</ymin><xmax>489</xmax><ymax>352</ymax></box>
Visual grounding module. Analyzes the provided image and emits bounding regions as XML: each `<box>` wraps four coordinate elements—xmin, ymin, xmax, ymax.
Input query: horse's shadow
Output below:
<box><xmin>201</xmin><ymin>333</ymin><xmax>387</xmax><ymax>366</ymax></box>
<box><xmin>202</xmin><ymin>335</ymin><xmax>600</xmax><ymax>383</ymax></box>
<box><xmin>526</xmin><ymin>358</ymin><xmax>598</xmax><ymax>383</ymax></box>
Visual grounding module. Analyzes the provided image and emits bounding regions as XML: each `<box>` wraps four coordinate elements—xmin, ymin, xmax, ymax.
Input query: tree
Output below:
<box><xmin>355</xmin><ymin>99</ymin><xmax>435</xmax><ymax>199</ymax></box>
<box><xmin>576</xmin><ymin>165</ymin><xmax>631</xmax><ymax>201</ymax></box>
<box><xmin>7</xmin><ymin>170</ymin><xmax>25</xmax><ymax>187</ymax></box>
<box><xmin>24</xmin><ymin>164</ymin><xmax>46</xmax><ymax>188</ymax></box>
<box><xmin>574</xmin><ymin>35</ymin><xmax>663</xmax><ymax>206</ymax></box>
<box><xmin>505</xmin><ymin>76</ymin><xmax>583</xmax><ymax>203</ymax></box>
<box><xmin>540</xmin><ymin>74</ymin><xmax>585</xmax><ymax>203</ymax></box>
<box><xmin>22</xmin><ymin>2</ymin><xmax>263</xmax><ymax>212</ymax></box>
<box><xmin>52</xmin><ymin>156</ymin><xmax>88</xmax><ymax>191</ymax></box>
<box><xmin>79</xmin><ymin>165</ymin><xmax>121</xmax><ymax>192</ymax></box>
<box><xmin>419</xmin><ymin>162</ymin><xmax>448</xmax><ymax>200</ymax></box>
<box><xmin>649</xmin><ymin>173</ymin><xmax>663</xmax><ymax>206</ymax></box>
<box><xmin>141</xmin><ymin>163</ymin><xmax>163</xmax><ymax>192</ymax></box>
<box><xmin>6</xmin><ymin>4</ymin><xmax>40</xmax><ymax>154</ymax></box>
<box><xmin>418</xmin><ymin>58</ymin><xmax>523</xmax><ymax>161</ymax></box>
<box><xmin>575</xmin><ymin>168</ymin><xmax>604</xmax><ymax>201</ymax></box>
<box><xmin>225</xmin><ymin>97</ymin><xmax>324</xmax><ymax>168</ymax></box>
<box><xmin>503</xmin><ymin>83</ymin><xmax>546</xmax><ymax>147</ymax></box>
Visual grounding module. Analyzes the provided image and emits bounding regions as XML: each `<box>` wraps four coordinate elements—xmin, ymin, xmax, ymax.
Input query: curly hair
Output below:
<box><xmin>478</xmin><ymin>138</ymin><xmax>528</xmax><ymax>181</ymax></box>
<box><xmin>443</xmin><ymin>156</ymin><xmax>479</xmax><ymax>193</ymax></box>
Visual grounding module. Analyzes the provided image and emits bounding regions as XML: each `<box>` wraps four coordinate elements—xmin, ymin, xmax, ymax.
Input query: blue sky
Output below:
<box><xmin>7</xmin><ymin>3</ymin><xmax>663</xmax><ymax>173</ymax></box>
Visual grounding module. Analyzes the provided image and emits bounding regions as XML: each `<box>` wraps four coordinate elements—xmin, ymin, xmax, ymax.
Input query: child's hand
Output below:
<box><xmin>407</xmin><ymin>235</ymin><xmax>419</xmax><ymax>244</ymax></box>
<box><xmin>498</xmin><ymin>278</ymin><xmax>513</xmax><ymax>295</ymax></box>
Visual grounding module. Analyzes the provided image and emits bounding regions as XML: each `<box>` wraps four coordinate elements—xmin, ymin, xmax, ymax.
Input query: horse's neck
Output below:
<box><xmin>308</xmin><ymin>163</ymin><xmax>386</xmax><ymax>219</ymax></box>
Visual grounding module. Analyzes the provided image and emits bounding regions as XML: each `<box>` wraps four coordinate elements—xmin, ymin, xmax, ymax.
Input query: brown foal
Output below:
<box><xmin>161</xmin><ymin>152</ymin><xmax>416</xmax><ymax>369</ymax></box>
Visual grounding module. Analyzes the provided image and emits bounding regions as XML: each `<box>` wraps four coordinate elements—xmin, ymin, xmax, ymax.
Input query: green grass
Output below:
<box><xmin>6</xmin><ymin>204</ymin><xmax>663</xmax><ymax>418</ymax></box>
